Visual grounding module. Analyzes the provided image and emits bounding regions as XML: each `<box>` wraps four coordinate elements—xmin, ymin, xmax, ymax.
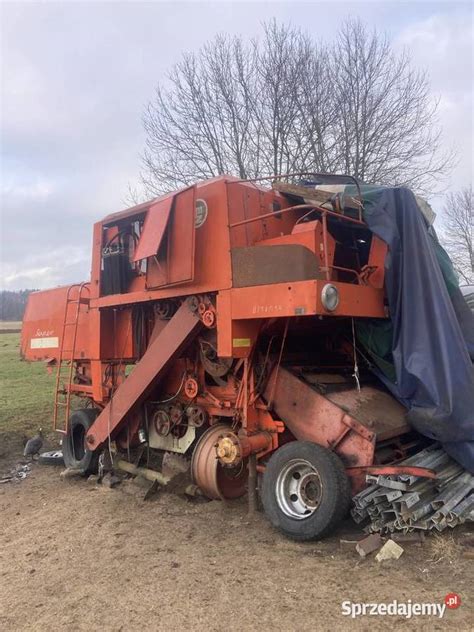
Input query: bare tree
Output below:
<box><xmin>442</xmin><ymin>187</ymin><xmax>474</xmax><ymax>284</ymax></box>
<box><xmin>331</xmin><ymin>19</ymin><xmax>453</xmax><ymax>193</ymax></box>
<box><xmin>139</xmin><ymin>19</ymin><xmax>453</xmax><ymax>196</ymax></box>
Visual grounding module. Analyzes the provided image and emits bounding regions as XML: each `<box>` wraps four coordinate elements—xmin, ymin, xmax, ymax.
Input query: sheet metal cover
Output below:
<box><xmin>302</xmin><ymin>374</ymin><xmax>409</xmax><ymax>441</ymax></box>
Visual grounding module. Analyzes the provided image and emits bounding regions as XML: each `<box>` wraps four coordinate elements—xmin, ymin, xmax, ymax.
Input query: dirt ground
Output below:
<box><xmin>0</xmin><ymin>433</ymin><xmax>473</xmax><ymax>632</ymax></box>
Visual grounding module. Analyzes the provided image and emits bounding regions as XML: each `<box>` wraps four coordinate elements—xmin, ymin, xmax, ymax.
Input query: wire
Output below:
<box><xmin>150</xmin><ymin>371</ymin><xmax>187</xmax><ymax>404</ymax></box>
<box><xmin>351</xmin><ymin>318</ymin><xmax>361</xmax><ymax>393</ymax></box>
<box><xmin>266</xmin><ymin>319</ymin><xmax>289</xmax><ymax>409</ymax></box>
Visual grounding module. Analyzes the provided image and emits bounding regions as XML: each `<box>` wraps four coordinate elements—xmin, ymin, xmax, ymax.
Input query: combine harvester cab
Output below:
<box><xmin>21</xmin><ymin>174</ymin><xmax>455</xmax><ymax>540</ymax></box>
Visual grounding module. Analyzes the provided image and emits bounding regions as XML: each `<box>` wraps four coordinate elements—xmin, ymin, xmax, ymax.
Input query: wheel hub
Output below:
<box><xmin>215</xmin><ymin>432</ymin><xmax>242</xmax><ymax>466</ymax></box>
<box><xmin>276</xmin><ymin>459</ymin><xmax>322</xmax><ymax>520</ymax></box>
<box><xmin>191</xmin><ymin>424</ymin><xmax>247</xmax><ymax>499</ymax></box>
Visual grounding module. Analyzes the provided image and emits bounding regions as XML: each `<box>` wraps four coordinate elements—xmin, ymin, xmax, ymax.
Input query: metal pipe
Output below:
<box><xmin>248</xmin><ymin>453</ymin><xmax>257</xmax><ymax>515</ymax></box>
<box><xmin>229</xmin><ymin>203</ymin><xmax>366</xmax><ymax>230</ymax></box>
<box><xmin>116</xmin><ymin>459</ymin><xmax>170</xmax><ymax>485</ymax></box>
<box><xmin>229</xmin><ymin>204</ymin><xmax>315</xmax><ymax>228</ymax></box>
<box><xmin>233</xmin><ymin>171</ymin><xmax>364</xmax><ymax>211</ymax></box>
<box><xmin>240</xmin><ymin>432</ymin><xmax>272</xmax><ymax>458</ymax></box>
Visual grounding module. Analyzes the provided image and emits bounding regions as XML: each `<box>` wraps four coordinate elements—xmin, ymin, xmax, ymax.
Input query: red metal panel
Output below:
<box><xmin>217</xmin><ymin>290</ymin><xmax>232</xmax><ymax>357</ymax></box>
<box><xmin>21</xmin><ymin>285</ymin><xmax>90</xmax><ymax>362</ymax></box>
<box><xmin>229</xmin><ymin>280</ymin><xmax>386</xmax><ymax>319</ymax></box>
<box><xmin>86</xmin><ymin>301</ymin><xmax>202</xmax><ymax>449</ymax></box>
<box><xmin>145</xmin><ymin>187</ymin><xmax>196</xmax><ymax>287</ymax></box>
<box><xmin>133</xmin><ymin>196</ymin><xmax>173</xmax><ymax>262</ymax></box>
<box><xmin>167</xmin><ymin>186</ymin><xmax>195</xmax><ymax>284</ymax></box>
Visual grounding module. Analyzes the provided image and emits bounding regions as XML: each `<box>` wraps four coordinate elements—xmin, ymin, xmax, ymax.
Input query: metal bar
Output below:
<box><xmin>229</xmin><ymin>203</ymin><xmax>366</xmax><ymax>230</ymax></box>
<box><xmin>248</xmin><ymin>453</ymin><xmax>257</xmax><ymax>515</ymax></box>
<box><xmin>346</xmin><ymin>465</ymin><xmax>437</xmax><ymax>479</ymax></box>
<box><xmin>235</xmin><ymin>171</ymin><xmax>364</xmax><ymax>211</ymax></box>
<box><xmin>115</xmin><ymin>459</ymin><xmax>170</xmax><ymax>485</ymax></box>
<box><xmin>229</xmin><ymin>203</ymin><xmax>315</xmax><ymax>228</ymax></box>
<box><xmin>321</xmin><ymin>212</ymin><xmax>330</xmax><ymax>280</ymax></box>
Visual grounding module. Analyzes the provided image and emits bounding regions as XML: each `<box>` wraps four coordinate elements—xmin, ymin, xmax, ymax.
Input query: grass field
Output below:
<box><xmin>0</xmin><ymin>333</ymin><xmax>55</xmax><ymax>435</ymax></box>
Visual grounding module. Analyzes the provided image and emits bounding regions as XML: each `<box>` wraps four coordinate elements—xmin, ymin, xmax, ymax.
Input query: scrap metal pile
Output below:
<box><xmin>352</xmin><ymin>444</ymin><xmax>474</xmax><ymax>534</ymax></box>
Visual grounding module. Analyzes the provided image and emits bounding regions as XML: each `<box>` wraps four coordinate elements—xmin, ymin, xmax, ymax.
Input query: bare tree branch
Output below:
<box><xmin>139</xmin><ymin>19</ymin><xmax>454</xmax><ymax>197</ymax></box>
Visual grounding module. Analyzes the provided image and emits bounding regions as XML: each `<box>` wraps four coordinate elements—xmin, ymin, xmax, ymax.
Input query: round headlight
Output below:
<box><xmin>321</xmin><ymin>284</ymin><xmax>339</xmax><ymax>312</ymax></box>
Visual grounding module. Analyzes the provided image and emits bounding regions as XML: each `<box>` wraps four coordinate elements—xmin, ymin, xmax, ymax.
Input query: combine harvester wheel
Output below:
<box><xmin>262</xmin><ymin>441</ymin><xmax>351</xmax><ymax>541</ymax></box>
<box><xmin>62</xmin><ymin>409</ymin><xmax>100</xmax><ymax>474</ymax></box>
<box><xmin>191</xmin><ymin>424</ymin><xmax>248</xmax><ymax>499</ymax></box>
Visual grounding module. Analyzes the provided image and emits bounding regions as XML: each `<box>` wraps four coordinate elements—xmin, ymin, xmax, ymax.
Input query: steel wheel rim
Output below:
<box><xmin>276</xmin><ymin>458</ymin><xmax>322</xmax><ymax>520</ymax></box>
<box><xmin>191</xmin><ymin>424</ymin><xmax>247</xmax><ymax>499</ymax></box>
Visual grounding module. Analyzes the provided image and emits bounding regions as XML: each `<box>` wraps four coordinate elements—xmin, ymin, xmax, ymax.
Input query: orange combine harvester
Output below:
<box><xmin>21</xmin><ymin>174</ymin><xmax>431</xmax><ymax>540</ymax></box>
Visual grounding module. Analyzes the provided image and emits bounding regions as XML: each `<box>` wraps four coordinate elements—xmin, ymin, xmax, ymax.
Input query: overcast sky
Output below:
<box><xmin>1</xmin><ymin>0</ymin><xmax>472</xmax><ymax>290</ymax></box>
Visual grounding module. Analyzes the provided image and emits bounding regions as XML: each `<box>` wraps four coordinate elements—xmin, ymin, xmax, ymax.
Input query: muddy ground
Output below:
<box><xmin>0</xmin><ymin>432</ymin><xmax>473</xmax><ymax>632</ymax></box>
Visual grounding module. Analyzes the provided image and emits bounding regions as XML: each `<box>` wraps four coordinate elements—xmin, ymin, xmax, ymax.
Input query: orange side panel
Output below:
<box><xmin>100</xmin><ymin>309</ymin><xmax>134</xmax><ymax>360</ymax></box>
<box><xmin>21</xmin><ymin>286</ymin><xmax>90</xmax><ymax>362</ymax></box>
<box><xmin>228</xmin><ymin>280</ymin><xmax>386</xmax><ymax>319</ymax></box>
<box><xmin>226</xmin><ymin>181</ymin><xmax>299</xmax><ymax>248</ymax></box>
<box><xmin>217</xmin><ymin>290</ymin><xmax>261</xmax><ymax>358</ymax></box>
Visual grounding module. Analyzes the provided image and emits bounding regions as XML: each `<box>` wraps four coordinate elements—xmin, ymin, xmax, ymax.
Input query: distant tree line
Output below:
<box><xmin>0</xmin><ymin>290</ymin><xmax>36</xmax><ymax>321</ymax></box>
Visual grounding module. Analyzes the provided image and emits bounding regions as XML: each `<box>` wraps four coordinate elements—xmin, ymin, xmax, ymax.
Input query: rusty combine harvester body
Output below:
<box><xmin>21</xmin><ymin>174</ymin><xmax>431</xmax><ymax>540</ymax></box>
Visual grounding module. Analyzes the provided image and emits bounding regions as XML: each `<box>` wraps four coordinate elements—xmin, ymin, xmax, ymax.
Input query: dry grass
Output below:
<box><xmin>428</xmin><ymin>532</ymin><xmax>463</xmax><ymax>565</ymax></box>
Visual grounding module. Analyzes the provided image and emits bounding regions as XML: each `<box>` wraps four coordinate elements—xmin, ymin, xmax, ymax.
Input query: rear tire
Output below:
<box><xmin>328</xmin><ymin>450</ymin><xmax>353</xmax><ymax>521</ymax></box>
<box><xmin>261</xmin><ymin>441</ymin><xmax>350</xmax><ymax>541</ymax></box>
<box><xmin>38</xmin><ymin>450</ymin><xmax>64</xmax><ymax>466</ymax></box>
<box><xmin>63</xmin><ymin>409</ymin><xmax>100</xmax><ymax>474</ymax></box>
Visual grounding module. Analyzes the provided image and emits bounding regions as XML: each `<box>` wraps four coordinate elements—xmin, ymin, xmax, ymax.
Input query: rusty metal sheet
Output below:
<box><xmin>231</xmin><ymin>245</ymin><xmax>322</xmax><ymax>288</ymax></box>
<box><xmin>346</xmin><ymin>465</ymin><xmax>437</xmax><ymax>479</ymax></box>
<box><xmin>297</xmin><ymin>370</ymin><xmax>409</xmax><ymax>440</ymax></box>
<box><xmin>322</xmin><ymin>382</ymin><xmax>409</xmax><ymax>441</ymax></box>
<box><xmin>265</xmin><ymin>366</ymin><xmax>376</xmax><ymax>468</ymax></box>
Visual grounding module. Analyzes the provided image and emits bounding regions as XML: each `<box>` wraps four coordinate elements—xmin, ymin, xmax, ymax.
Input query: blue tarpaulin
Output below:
<box><xmin>358</xmin><ymin>186</ymin><xmax>474</xmax><ymax>472</ymax></box>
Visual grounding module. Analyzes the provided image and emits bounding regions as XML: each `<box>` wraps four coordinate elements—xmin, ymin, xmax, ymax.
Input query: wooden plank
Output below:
<box><xmin>271</xmin><ymin>181</ymin><xmax>333</xmax><ymax>205</ymax></box>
